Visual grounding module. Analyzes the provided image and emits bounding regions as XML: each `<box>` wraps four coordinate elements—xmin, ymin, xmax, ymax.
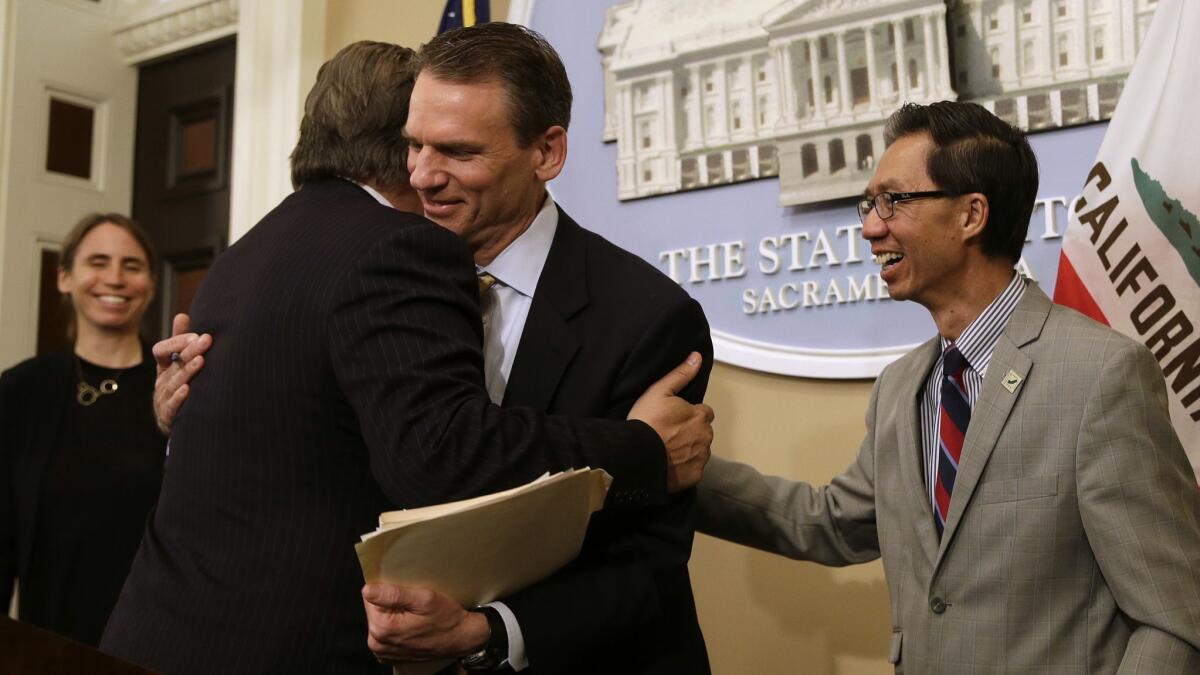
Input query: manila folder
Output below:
<box><xmin>355</xmin><ymin>468</ymin><xmax>612</xmax><ymax>606</ymax></box>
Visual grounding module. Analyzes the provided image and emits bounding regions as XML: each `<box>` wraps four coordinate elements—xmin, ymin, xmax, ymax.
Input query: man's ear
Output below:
<box><xmin>961</xmin><ymin>192</ymin><xmax>989</xmax><ymax>243</ymax></box>
<box><xmin>532</xmin><ymin>125</ymin><xmax>567</xmax><ymax>183</ymax></box>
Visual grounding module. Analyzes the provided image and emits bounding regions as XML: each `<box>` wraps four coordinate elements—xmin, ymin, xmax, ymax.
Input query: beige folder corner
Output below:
<box><xmin>355</xmin><ymin>469</ymin><xmax>612</xmax><ymax>675</ymax></box>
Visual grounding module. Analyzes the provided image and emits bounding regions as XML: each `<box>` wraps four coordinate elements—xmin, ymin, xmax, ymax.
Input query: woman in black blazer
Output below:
<box><xmin>0</xmin><ymin>213</ymin><xmax>165</xmax><ymax>647</ymax></box>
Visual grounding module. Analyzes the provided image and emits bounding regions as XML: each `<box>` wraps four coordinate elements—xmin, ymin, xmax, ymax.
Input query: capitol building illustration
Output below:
<box><xmin>597</xmin><ymin>0</ymin><xmax>1158</xmax><ymax>204</ymax></box>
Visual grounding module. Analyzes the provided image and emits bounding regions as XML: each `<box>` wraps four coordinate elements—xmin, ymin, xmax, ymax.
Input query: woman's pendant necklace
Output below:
<box><xmin>76</xmin><ymin>357</ymin><xmax>124</xmax><ymax>406</ymax></box>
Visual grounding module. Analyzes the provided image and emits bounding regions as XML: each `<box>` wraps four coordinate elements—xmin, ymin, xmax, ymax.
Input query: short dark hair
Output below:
<box><xmin>884</xmin><ymin>101</ymin><xmax>1038</xmax><ymax>263</ymax></box>
<box><xmin>417</xmin><ymin>22</ymin><xmax>571</xmax><ymax>147</ymax></box>
<box><xmin>290</xmin><ymin>41</ymin><xmax>417</xmax><ymax>190</ymax></box>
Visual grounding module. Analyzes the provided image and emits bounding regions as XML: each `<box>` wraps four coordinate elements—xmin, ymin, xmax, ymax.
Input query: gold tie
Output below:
<box><xmin>477</xmin><ymin>272</ymin><xmax>498</xmax><ymax>298</ymax></box>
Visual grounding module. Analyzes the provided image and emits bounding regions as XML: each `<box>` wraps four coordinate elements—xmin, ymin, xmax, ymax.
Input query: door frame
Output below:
<box><xmin>117</xmin><ymin>0</ymin><xmax>329</xmax><ymax>241</ymax></box>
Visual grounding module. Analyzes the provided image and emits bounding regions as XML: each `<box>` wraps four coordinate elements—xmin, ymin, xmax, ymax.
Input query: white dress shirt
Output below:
<box><xmin>474</xmin><ymin>196</ymin><xmax>558</xmax><ymax>672</ymax></box>
<box><xmin>358</xmin><ymin>181</ymin><xmax>554</xmax><ymax>670</ymax></box>
<box><xmin>476</xmin><ymin>194</ymin><xmax>558</xmax><ymax>405</ymax></box>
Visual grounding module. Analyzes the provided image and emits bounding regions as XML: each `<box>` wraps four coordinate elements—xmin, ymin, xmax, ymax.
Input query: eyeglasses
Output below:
<box><xmin>857</xmin><ymin>191</ymin><xmax>951</xmax><ymax>224</ymax></box>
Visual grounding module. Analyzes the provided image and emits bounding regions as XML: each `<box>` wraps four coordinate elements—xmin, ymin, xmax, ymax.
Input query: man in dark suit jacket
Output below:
<box><xmin>361</xmin><ymin>24</ymin><xmax>713</xmax><ymax>673</ymax></box>
<box><xmin>99</xmin><ymin>41</ymin><xmax>713</xmax><ymax>675</ymax></box>
<box><xmin>479</xmin><ymin>208</ymin><xmax>713</xmax><ymax>674</ymax></box>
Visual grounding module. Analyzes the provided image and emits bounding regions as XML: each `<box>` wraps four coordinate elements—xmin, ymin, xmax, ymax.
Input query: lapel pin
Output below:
<box><xmin>1001</xmin><ymin>369</ymin><xmax>1023</xmax><ymax>393</ymax></box>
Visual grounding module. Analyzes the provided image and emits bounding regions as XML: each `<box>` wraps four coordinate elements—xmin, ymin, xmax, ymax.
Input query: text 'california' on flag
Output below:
<box><xmin>1054</xmin><ymin>0</ymin><xmax>1200</xmax><ymax>477</ymax></box>
<box><xmin>439</xmin><ymin>0</ymin><xmax>490</xmax><ymax>33</ymax></box>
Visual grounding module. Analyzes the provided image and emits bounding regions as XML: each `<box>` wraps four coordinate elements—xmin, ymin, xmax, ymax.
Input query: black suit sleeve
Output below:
<box><xmin>328</xmin><ymin>222</ymin><xmax>667</xmax><ymax>508</ymax></box>
<box><xmin>501</xmin><ymin>296</ymin><xmax>713</xmax><ymax>672</ymax></box>
<box><xmin>0</xmin><ymin>369</ymin><xmax>18</xmax><ymax>606</ymax></box>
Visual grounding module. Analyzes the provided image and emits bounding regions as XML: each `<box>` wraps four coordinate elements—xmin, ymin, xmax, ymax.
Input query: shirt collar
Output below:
<box><xmin>355</xmin><ymin>181</ymin><xmax>393</xmax><ymax>208</ymax></box>
<box><xmin>478</xmin><ymin>193</ymin><xmax>558</xmax><ymax>298</ymax></box>
<box><xmin>939</xmin><ymin>272</ymin><xmax>1028</xmax><ymax>374</ymax></box>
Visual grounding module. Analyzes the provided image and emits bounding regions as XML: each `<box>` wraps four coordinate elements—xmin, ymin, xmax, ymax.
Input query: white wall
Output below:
<box><xmin>0</xmin><ymin>0</ymin><xmax>137</xmax><ymax>371</ymax></box>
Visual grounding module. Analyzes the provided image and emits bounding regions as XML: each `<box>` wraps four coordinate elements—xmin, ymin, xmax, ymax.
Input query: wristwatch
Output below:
<box><xmin>460</xmin><ymin>605</ymin><xmax>508</xmax><ymax>671</ymax></box>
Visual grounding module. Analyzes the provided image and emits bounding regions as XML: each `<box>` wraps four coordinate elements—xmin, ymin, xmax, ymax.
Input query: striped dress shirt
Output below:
<box><xmin>920</xmin><ymin>273</ymin><xmax>1027</xmax><ymax>512</ymax></box>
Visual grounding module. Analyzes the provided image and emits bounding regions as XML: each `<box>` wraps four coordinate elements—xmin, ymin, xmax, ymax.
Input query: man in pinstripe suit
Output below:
<box><xmin>696</xmin><ymin>101</ymin><xmax>1200</xmax><ymax>673</ymax></box>
<box><xmin>100</xmin><ymin>41</ymin><xmax>713</xmax><ymax>675</ymax></box>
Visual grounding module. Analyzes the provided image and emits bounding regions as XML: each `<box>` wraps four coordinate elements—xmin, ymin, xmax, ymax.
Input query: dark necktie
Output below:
<box><xmin>934</xmin><ymin>346</ymin><xmax>970</xmax><ymax>538</ymax></box>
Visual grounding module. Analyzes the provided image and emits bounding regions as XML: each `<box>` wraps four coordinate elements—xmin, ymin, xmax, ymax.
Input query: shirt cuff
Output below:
<box><xmin>486</xmin><ymin>601</ymin><xmax>528</xmax><ymax>671</ymax></box>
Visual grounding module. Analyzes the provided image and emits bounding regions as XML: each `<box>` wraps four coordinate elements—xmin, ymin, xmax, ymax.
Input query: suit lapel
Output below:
<box><xmin>936</xmin><ymin>286</ymin><xmax>1051</xmax><ymax>560</ymax></box>
<box><xmin>502</xmin><ymin>208</ymin><xmax>587</xmax><ymax>409</ymax></box>
<box><xmin>895</xmin><ymin>338</ymin><xmax>943</xmax><ymax>564</ymax></box>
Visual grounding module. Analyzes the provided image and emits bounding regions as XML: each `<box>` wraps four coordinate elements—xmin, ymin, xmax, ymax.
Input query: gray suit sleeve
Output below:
<box><xmin>1075</xmin><ymin>342</ymin><xmax>1200</xmax><ymax>673</ymax></box>
<box><xmin>695</xmin><ymin>382</ymin><xmax>882</xmax><ymax>566</ymax></box>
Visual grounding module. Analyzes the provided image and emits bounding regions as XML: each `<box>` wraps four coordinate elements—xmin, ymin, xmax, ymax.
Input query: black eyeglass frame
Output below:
<box><xmin>857</xmin><ymin>190</ymin><xmax>953</xmax><ymax>224</ymax></box>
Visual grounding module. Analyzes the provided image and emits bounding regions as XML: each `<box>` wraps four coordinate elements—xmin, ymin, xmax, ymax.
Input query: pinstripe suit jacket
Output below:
<box><xmin>99</xmin><ymin>180</ymin><xmax>667</xmax><ymax>674</ymax></box>
<box><xmin>697</xmin><ymin>285</ymin><xmax>1200</xmax><ymax>674</ymax></box>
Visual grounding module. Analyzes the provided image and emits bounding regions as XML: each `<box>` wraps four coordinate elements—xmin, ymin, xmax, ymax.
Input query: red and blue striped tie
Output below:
<box><xmin>934</xmin><ymin>346</ymin><xmax>970</xmax><ymax>538</ymax></box>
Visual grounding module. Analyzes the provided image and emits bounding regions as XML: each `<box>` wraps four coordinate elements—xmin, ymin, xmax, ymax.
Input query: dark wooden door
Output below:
<box><xmin>133</xmin><ymin>37</ymin><xmax>235</xmax><ymax>340</ymax></box>
<box><xmin>36</xmin><ymin>249</ymin><xmax>69</xmax><ymax>355</ymax></box>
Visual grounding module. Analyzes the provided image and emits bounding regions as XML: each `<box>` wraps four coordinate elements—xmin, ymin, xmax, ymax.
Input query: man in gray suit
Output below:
<box><xmin>697</xmin><ymin>101</ymin><xmax>1200</xmax><ymax>674</ymax></box>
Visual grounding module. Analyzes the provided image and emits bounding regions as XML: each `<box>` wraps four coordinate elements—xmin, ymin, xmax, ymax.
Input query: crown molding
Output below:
<box><xmin>113</xmin><ymin>0</ymin><xmax>238</xmax><ymax>65</ymax></box>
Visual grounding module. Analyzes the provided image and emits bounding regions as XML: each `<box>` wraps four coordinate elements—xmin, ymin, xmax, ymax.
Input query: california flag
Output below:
<box><xmin>1053</xmin><ymin>0</ymin><xmax>1200</xmax><ymax>477</ymax></box>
